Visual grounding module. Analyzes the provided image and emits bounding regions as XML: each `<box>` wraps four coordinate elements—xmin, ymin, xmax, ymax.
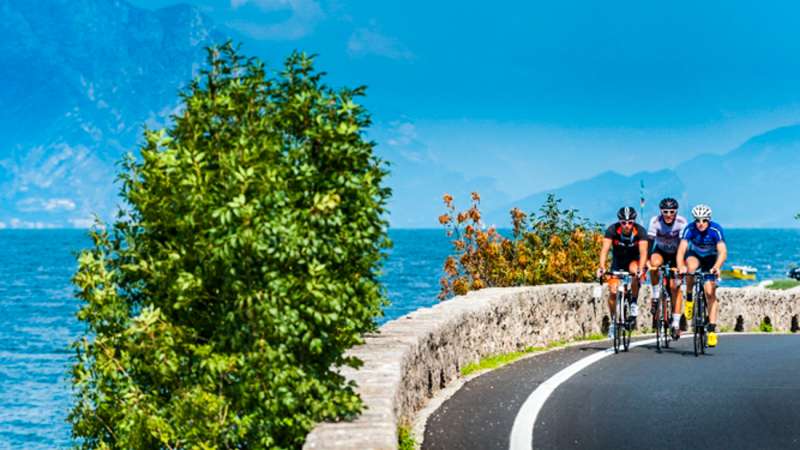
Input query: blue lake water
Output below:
<box><xmin>0</xmin><ymin>228</ymin><xmax>798</xmax><ymax>447</ymax></box>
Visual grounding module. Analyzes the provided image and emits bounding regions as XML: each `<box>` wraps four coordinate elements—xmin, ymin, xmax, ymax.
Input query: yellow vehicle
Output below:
<box><xmin>720</xmin><ymin>265</ymin><xmax>757</xmax><ymax>280</ymax></box>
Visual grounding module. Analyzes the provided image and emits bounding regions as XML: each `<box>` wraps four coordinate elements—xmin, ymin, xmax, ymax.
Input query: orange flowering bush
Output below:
<box><xmin>439</xmin><ymin>193</ymin><xmax>602</xmax><ymax>299</ymax></box>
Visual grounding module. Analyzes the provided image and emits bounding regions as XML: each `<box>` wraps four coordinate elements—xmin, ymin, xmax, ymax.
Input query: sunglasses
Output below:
<box><xmin>695</xmin><ymin>219</ymin><xmax>709</xmax><ymax>224</ymax></box>
<box><xmin>621</xmin><ymin>220</ymin><xmax>635</xmax><ymax>225</ymax></box>
<box><xmin>661</xmin><ymin>209</ymin><xmax>676</xmax><ymax>215</ymax></box>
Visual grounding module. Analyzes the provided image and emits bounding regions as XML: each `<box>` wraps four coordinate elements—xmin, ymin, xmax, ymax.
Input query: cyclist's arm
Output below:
<box><xmin>712</xmin><ymin>241</ymin><xmax>728</xmax><ymax>274</ymax></box>
<box><xmin>599</xmin><ymin>238</ymin><xmax>612</xmax><ymax>270</ymax></box>
<box><xmin>676</xmin><ymin>239</ymin><xmax>688</xmax><ymax>272</ymax></box>
<box><xmin>638</xmin><ymin>238</ymin><xmax>648</xmax><ymax>271</ymax></box>
<box><xmin>646</xmin><ymin>217</ymin><xmax>657</xmax><ymax>251</ymax></box>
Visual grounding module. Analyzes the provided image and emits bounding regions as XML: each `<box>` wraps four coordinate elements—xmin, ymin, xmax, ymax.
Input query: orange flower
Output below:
<box><xmin>471</xmin><ymin>192</ymin><xmax>481</xmax><ymax>202</ymax></box>
<box><xmin>457</xmin><ymin>212</ymin><xmax>468</xmax><ymax>223</ymax></box>
<box><xmin>468</xmin><ymin>207</ymin><xmax>481</xmax><ymax>222</ymax></box>
<box><xmin>438</xmin><ymin>214</ymin><xmax>451</xmax><ymax>225</ymax></box>
<box><xmin>442</xmin><ymin>193</ymin><xmax>454</xmax><ymax>205</ymax></box>
<box><xmin>444</xmin><ymin>256</ymin><xmax>458</xmax><ymax>275</ymax></box>
<box><xmin>453</xmin><ymin>278</ymin><xmax>469</xmax><ymax>295</ymax></box>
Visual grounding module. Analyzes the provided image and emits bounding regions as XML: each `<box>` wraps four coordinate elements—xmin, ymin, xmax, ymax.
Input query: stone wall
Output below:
<box><xmin>303</xmin><ymin>284</ymin><xmax>800</xmax><ymax>449</ymax></box>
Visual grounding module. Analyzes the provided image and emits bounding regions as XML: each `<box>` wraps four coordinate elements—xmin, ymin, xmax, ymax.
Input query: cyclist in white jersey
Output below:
<box><xmin>646</xmin><ymin>198</ymin><xmax>688</xmax><ymax>339</ymax></box>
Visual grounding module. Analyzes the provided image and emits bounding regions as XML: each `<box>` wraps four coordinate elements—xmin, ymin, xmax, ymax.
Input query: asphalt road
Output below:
<box><xmin>423</xmin><ymin>334</ymin><xmax>800</xmax><ymax>450</ymax></box>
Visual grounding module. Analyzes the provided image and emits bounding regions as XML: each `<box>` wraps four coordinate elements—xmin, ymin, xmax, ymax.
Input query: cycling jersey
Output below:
<box><xmin>647</xmin><ymin>214</ymin><xmax>688</xmax><ymax>254</ymax></box>
<box><xmin>681</xmin><ymin>221</ymin><xmax>724</xmax><ymax>257</ymax></box>
<box><xmin>604</xmin><ymin>222</ymin><xmax>647</xmax><ymax>262</ymax></box>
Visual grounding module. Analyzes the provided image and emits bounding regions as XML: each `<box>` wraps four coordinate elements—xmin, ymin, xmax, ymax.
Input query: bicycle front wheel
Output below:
<box><xmin>693</xmin><ymin>290</ymin><xmax>705</xmax><ymax>357</ymax></box>
<box><xmin>655</xmin><ymin>298</ymin><xmax>663</xmax><ymax>352</ymax></box>
<box><xmin>655</xmin><ymin>306</ymin><xmax>662</xmax><ymax>353</ymax></box>
<box><xmin>663</xmin><ymin>291</ymin><xmax>672</xmax><ymax>349</ymax></box>
<box><xmin>701</xmin><ymin>299</ymin><xmax>708</xmax><ymax>354</ymax></box>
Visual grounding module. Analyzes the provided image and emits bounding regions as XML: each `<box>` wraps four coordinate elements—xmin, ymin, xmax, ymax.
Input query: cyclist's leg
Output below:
<box><xmin>685</xmin><ymin>254</ymin><xmax>700</xmax><ymax>321</ymax></box>
<box><xmin>607</xmin><ymin>281</ymin><xmax>617</xmax><ymax>316</ymax></box>
<box><xmin>685</xmin><ymin>255</ymin><xmax>700</xmax><ymax>293</ymax></box>
<box><xmin>607</xmin><ymin>259</ymin><xmax>620</xmax><ymax>336</ymax></box>
<box><xmin>607</xmin><ymin>258</ymin><xmax>620</xmax><ymax>316</ymax></box>
<box><xmin>705</xmin><ymin>280</ymin><xmax>718</xmax><ymax>323</ymax></box>
<box><xmin>627</xmin><ymin>260</ymin><xmax>641</xmax><ymax>325</ymax></box>
<box><xmin>649</xmin><ymin>252</ymin><xmax>664</xmax><ymax>312</ymax></box>
<box><xmin>628</xmin><ymin>259</ymin><xmax>641</xmax><ymax>299</ymax></box>
<box><xmin>702</xmin><ymin>255</ymin><xmax>719</xmax><ymax>338</ymax></box>
<box><xmin>665</xmin><ymin>252</ymin><xmax>682</xmax><ymax>332</ymax></box>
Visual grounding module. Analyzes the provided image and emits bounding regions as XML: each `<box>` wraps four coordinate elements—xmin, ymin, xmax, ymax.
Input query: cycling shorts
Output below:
<box><xmin>686</xmin><ymin>250</ymin><xmax>717</xmax><ymax>272</ymax></box>
<box><xmin>612</xmin><ymin>254</ymin><xmax>639</xmax><ymax>272</ymax></box>
<box><xmin>651</xmin><ymin>248</ymin><xmax>678</xmax><ymax>268</ymax></box>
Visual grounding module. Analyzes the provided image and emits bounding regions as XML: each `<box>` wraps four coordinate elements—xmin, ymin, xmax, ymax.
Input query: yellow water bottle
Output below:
<box><xmin>685</xmin><ymin>300</ymin><xmax>694</xmax><ymax>321</ymax></box>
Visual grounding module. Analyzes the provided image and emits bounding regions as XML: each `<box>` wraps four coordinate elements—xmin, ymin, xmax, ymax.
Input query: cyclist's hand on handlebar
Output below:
<box><xmin>678</xmin><ymin>265</ymin><xmax>687</xmax><ymax>275</ymax></box>
<box><xmin>596</xmin><ymin>267</ymin><xmax>605</xmax><ymax>279</ymax></box>
<box><xmin>710</xmin><ymin>267</ymin><xmax>720</xmax><ymax>276</ymax></box>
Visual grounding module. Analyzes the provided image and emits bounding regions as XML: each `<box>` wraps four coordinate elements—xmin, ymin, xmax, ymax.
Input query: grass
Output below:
<box><xmin>398</xmin><ymin>425</ymin><xmax>416</xmax><ymax>450</ymax></box>
<box><xmin>460</xmin><ymin>335</ymin><xmax>601</xmax><ymax>377</ymax></box>
<box><xmin>766</xmin><ymin>279</ymin><xmax>800</xmax><ymax>290</ymax></box>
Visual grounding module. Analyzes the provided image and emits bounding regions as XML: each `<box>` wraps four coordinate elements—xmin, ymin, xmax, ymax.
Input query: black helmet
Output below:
<box><xmin>617</xmin><ymin>206</ymin><xmax>637</xmax><ymax>221</ymax></box>
<box><xmin>659</xmin><ymin>197</ymin><xmax>679</xmax><ymax>209</ymax></box>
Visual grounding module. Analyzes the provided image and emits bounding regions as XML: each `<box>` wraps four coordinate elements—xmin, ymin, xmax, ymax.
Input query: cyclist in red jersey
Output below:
<box><xmin>598</xmin><ymin>206</ymin><xmax>649</xmax><ymax>337</ymax></box>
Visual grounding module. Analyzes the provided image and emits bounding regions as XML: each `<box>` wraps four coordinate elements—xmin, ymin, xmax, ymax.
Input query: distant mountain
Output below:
<box><xmin>488</xmin><ymin>125</ymin><xmax>800</xmax><ymax>228</ymax></box>
<box><xmin>0</xmin><ymin>0</ymin><xmax>229</xmax><ymax>227</ymax></box>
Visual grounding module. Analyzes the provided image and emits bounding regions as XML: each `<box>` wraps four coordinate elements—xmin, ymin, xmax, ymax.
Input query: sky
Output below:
<box><xmin>127</xmin><ymin>0</ymin><xmax>800</xmax><ymax>222</ymax></box>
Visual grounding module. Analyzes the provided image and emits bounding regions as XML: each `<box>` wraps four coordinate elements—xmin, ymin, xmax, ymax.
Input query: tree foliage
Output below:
<box><xmin>70</xmin><ymin>43</ymin><xmax>390</xmax><ymax>449</ymax></box>
<box><xmin>438</xmin><ymin>193</ymin><xmax>601</xmax><ymax>298</ymax></box>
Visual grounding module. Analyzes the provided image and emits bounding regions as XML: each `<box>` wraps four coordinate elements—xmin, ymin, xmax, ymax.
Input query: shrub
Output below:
<box><xmin>70</xmin><ymin>43</ymin><xmax>390</xmax><ymax>449</ymax></box>
<box><xmin>439</xmin><ymin>193</ymin><xmax>601</xmax><ymax>299</ymax></box>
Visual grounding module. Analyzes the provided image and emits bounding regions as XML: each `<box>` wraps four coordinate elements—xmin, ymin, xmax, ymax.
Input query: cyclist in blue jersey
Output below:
<box><xmin>676</xmin><ymin>204</ymin><xmax>727</xmax><ymax>347</ymax></box>
<box><xmin>598</xmin><ymin>206</ymin><xmax>649</xmax><ymax>337</ymax></box>
<box><xmin>647</xmin><ymin>197</ymin><xmax>688</xmax><ymax>339</ymax></box>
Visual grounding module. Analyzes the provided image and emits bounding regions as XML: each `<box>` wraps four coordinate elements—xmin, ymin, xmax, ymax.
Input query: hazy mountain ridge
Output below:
<box><xmin>488</xmin><ymin>125</ymin><xmax>800</xmax><ymax>228</ymax></box>
<box><xmin>0</xmin><ymin>0</ymin><xmax>229</xmax><ymax>227</ymax></box>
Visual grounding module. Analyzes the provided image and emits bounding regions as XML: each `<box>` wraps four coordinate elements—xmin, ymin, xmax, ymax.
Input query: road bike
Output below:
<box><xmin>685</xmin><ymin>270</ymin><xmax>716</xmax><ymax>357</ymax></box>
<box><xmin>606</xmin><ymin>271</ymin><xmax>634</xmax><ymax>354</ymax></box>
<box><xmin>653</xmin><ymin>265</ymin><xmax>677</xmax><ymax>352</ymax></box>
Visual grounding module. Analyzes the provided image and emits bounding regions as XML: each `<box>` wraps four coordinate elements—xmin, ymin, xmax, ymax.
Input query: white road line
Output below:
<box><xmin>508</xmin><ymin>338</ymin><xmax>658</xmax><ymax>450</ymax></box>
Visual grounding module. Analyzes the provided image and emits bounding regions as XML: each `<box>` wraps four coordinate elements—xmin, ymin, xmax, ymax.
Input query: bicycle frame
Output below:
<box><xmin>654</xmin><ymin>264</ymin><xmax>676</xmax><ymax>352</ymax></box>
<box><xmin>608</xmin><ymin>270</ymin><xmax>633</xmax><ymax>354</ymax></box>
<box><xmin>688</xmin><ymin>270</ymin><xmax>715</xmax><ymax>356</ymax></box>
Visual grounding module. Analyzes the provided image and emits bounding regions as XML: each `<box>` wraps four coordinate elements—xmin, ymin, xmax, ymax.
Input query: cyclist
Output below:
<box><xmin>676</xmin><ymin>204</ymin><xmax>727</xmax><ymax>347</ymax></box>
<box><xmin>647</xmin><ymin>198</ymin><xmax>688</xmax><ymax>339</ymax></box>
<box><xmin>598</xmin><ymin>206</ymin><xmax>649</xmax><ymax>337</ymax></box>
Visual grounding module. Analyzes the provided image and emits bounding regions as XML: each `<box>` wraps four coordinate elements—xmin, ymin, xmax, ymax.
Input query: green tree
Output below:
<box><xmin>70</xmin><ymin>43</ymin><xmax>391</xmax><ymax>449</ymax></box>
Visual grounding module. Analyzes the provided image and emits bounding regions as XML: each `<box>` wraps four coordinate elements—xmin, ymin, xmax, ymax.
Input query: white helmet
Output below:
<box><xmin>691</xmin><ymin>204</ymin><xmax>712</xmax><ymax>220</ymax></box>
